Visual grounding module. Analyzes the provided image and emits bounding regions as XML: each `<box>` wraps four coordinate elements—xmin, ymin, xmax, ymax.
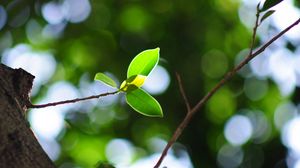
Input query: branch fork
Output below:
<box><xmin>153</xmin><ymin>14</ymin><xmax>300</xmax><ymax>168</ymax></box>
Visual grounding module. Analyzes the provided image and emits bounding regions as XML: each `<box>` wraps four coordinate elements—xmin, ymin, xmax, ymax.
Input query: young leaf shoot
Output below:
<box><xmin>94</xmin><ymin>47</ymin><xmax>163</xmax><ymax>117</ymax></box>
<box><xmin>119</xmin><ymin>75</ymin><xmax>147</xmax><ymax>92</ymax></box>
<box><xmin>94</xmin><ymin>73</ymin><xmax>117</xmax><ymax>88</ymax></box>
<box><xmin>260</xmin><ymin>10</ymin><xmax>275</xmax><ymax>24</ymax></box>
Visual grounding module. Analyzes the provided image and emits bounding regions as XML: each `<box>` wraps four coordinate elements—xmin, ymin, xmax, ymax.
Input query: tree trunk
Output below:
<box><xmin>0</xmin><ymin>64</ymin><xmax>55</xmax><ymax>168</ymax></box>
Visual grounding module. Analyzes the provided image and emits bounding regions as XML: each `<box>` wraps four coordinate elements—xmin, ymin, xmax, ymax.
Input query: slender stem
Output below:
<box><xmin>191</xmin><ymin>17</ymin><xmax>300</xmax><ymax>117</ymax></box>
<box><xmin>175</xmin><ymin>73</ymin><xmax>191</xmax><ymax>112</ymax></box>
<box><xmin>249</xmin><ymin>3</ymin><xmax>261</xmax><ymax>56</ymax></box>
<box><xmin>27</xmin><ymin>91</ymin><xmax>119</xmax><ymax>108</ymax></box>
<box><xmin>154</xmin><ymin>18</ymin><xmax>300</xmax><ymax>168</ymax></box>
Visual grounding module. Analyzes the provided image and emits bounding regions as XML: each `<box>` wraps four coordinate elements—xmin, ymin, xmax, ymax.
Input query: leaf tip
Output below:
<box><xmin>261</xmin><ymin>0</ymin><xmax>284</xmax><ymax>11</ymax></box>
<box><xmin>260</xmin><ymin>10</ymin><xmax>276</xmax><ymax>24</ymax></box>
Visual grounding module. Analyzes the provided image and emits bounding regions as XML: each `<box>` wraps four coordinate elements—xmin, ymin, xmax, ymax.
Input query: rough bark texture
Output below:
<box><xmin>0</xmin><ymin>64</ymin><xmax>55</xmax><ymax>168</ymax></box>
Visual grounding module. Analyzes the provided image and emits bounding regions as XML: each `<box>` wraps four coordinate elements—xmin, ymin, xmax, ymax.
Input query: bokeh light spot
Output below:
<box><xmin>250</xmin><ymin>52</ymin><xmax>271</xmax><ymax>79</ymax></box>
<box><xmin>206</xmin><ymin>88</ymin><xmax>236</xmax><ymax>124</ymax></box>
<box><xmin>295</xmin><ymin>160</ymin><xmax>300</xmax><ymax>168</ymax></box>
<box><xmin>271</xmin><ymin>0</ymin><xmax>300</xmax><ymax>43</ymax></box>
<box><xmin>42</xmin><ymin>81</ymin><xmax>80</xmax><ymax>111</ymax></box>
<box><xmin>0</xmin><ymin>31</ymin><xmax>13</xmax><ymax>53</ymax></box>
<box><xmin>147</xmin><ymin>137</ymin><xmax>168</xmax><ymax>153</ymax></box>
<box><xmin>42</xmin><ymin>2</ymin><xmax>64</xmax><ymax>25</ymax></box>
<box><xmin>106</xmin><ymin>139</ymin><xmax>134</xmax><ymax>166</ymax></box>
<box><xmin>235</xmin><ymin>49</ymin><xmax>252</xmax><ymax>77</ymax></box>
<box><xmin>67</xmin><ymin>135</ymin><xmax>106</xmax><ymax>166</ymax></box>
<box><xmin>224</xmin><ymin>115</ymin><xmax>253</xmax><ymax>146</ymax></box>
<box><xmin>7</xmin><ymin>0</ymin><xmax>30</xmax><ymax>28</ymax></box>
<box><xmin>217</xmin><ymin>144</ymin><xmax>244</xmax><ymax>168</ymax></box>
<box><xmin>37</xmin><ymin>137</ymin><xmax>61</xmax><ymax>161</ymax></box>
<box><xmin>245</xmin><ymin>110</ymin><xmax>272</xmax><ymax>144</ymax></box>
<box><xmin>143</xmin><ymin>65</ymin><xmax>170</xmax><ymax>95</ymax></box>
<box><xmin>129</xmin><ymin>151</ymin><xmax>193</xmax><ymax>168</ymax></box>
<box><xmin>282</xmin><ymin>117</ymin><xmax>300</xmax><ymax>155</ymax></box>
<box><xmin>26</xmin><ymin>19</ymin><xmax>44</xmax><ymax>44</ymax></box>
<box><xmin>80</xmin><ymin>73</ymin><xmax>119</xmax><ymax>108</ymax></box>
<box><xmin>42</xmin><ymin>23</ymin><xmax>66</xmax><ymax>39</ymax></box>
<box><xmin>62</xmin><ymin>0</ymin><xmax>91</xmax><ymax>23</ymax></box>
<box><xmin>244</xmin><ymin>77</ymin><xmax>268</xmax><ymax>101</ymax></box>
<box><xmin>29</xmin><ymin>81</ymin><xmax>80</xmax><ymax>140</ymax></box>
<box><xmin>238</xmin><ymin>2</ymin><xmax>257</xmax><ymax>28</ymax></box>
<box><xmin>201</xmin><ymin>50</ymin><xmax>228</xmax><ymax>78</ymax></box>
<box><xmin>269</xmin><ymin>48</ymin><xmax>296</xmax><ymax>96</ymax></box>
<box><xmin>120</xmin><ymin>5</ymin><xmax>151</xmax><ymax>33</ymax></box>
<box><xmin>294</xmin><ymin>48</ymin><xmax>300</xmax><ymax>77</ymax></box>
<box><xmin>2</xmin><ymin>44</ymin><xmax>56</xmax><ymax>95</ymax></box>
<box><xmin>29</xmin><ymin>109</ymin><xmax>64</xmax><ymax>140</ymax></box>
<box><xmin>274</xmin><ymin>102</ymin><xmax>297</xmax><ymax>130</ymax></box>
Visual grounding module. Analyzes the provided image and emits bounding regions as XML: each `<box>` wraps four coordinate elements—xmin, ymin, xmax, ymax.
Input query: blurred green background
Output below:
<box><xmin>1</xmin><ymin>0</ymin><xmax>300</xmax><ymax>167</ymax></box>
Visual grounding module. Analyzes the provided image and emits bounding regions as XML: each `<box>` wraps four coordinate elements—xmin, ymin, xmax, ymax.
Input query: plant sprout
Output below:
<box><xmin>94</xmin><ymin>48</ymin><xmax>163</xmax><ymax>117</ymax></box>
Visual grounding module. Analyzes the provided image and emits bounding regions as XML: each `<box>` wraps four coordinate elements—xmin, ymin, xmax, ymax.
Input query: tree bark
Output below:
<box><xmin>0</xmin><ymin>64</ymin><xmax>55</xmax><ymax>168</ymax></box>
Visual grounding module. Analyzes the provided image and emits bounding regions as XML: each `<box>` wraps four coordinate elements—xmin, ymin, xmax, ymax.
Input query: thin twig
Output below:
<box><xmin>193</xmin><ymin>18</ymin><xmax>300</xmax><ymax>114</ymax></box>
<box><xmin>175</xmin><ymin>72</ymin><xmax>191</xmax><ymax>112</ymax></box>
<box><xmin>27</xmin><ymin>91</ymin><xmax>119</xmax><ymax>108</ymax></box>
<box><xmin>249</xmin><ymin>3</ymin><xmax>261</xmax><ymax>56</ymax></box>
<box><xmin>154</xmin><ymin>17</ymin><xmax>300</xmax><ymax>168</ymax></box>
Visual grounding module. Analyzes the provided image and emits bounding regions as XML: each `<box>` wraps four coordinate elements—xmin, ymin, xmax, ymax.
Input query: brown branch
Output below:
<box><xmin>175</xmin><ymin>73</ymin><xmax>191</xmax><ymax>112</ymax></box>
<box><xmin>154</xmin><ymin>17</ymin><xmax>300</xmax><ymax>168</ymax></box>
<box><xmin>27</xmin><ymin>91</ymin><xmax>119</xmax><ymax>108</ymax></box>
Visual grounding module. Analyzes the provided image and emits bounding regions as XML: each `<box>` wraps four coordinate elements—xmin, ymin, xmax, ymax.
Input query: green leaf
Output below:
<box><xmin>94</xmin><ymin>72</ymin><xmax>117</xmax><ymax>88</ymax></box>
<box><xmin>127</xmin><ymin>47</ymin><xmax>160</xmax><ymax>78</ymax></box>
<box><xmin>119</xmin><ymin>75</ymin><xmax>146</xmax><ymax>92</ymax></box>
<box><xmin>126</xmin><ymin>88</ymin><xmax>163</xmax><ymax>117</ymax></box>
<box><xmin>261</xmin><ymin>0</ymin><xmax>283</xmax><ymax>11</ymax></box>
<box><xmin>260</xmin><ymin>10</ymin><xmax>275</xmax><ymax>24</ymax></box>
